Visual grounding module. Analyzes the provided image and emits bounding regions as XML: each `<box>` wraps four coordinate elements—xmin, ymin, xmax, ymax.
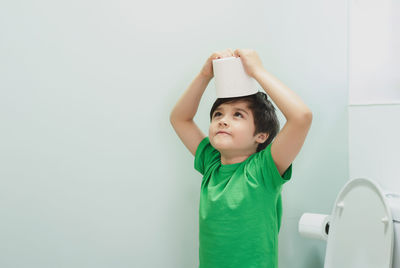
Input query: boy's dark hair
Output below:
<box><xmin>209</xmin><ymin>91</ymin><xmax>280</xmax><ymax>152</ymax></box>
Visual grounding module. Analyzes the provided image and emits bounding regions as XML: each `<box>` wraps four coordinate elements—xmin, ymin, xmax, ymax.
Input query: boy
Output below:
<box><xmin>170</xmin><ymin>48</ymin><xmax>312</xmax><ymax>268</ymax></box>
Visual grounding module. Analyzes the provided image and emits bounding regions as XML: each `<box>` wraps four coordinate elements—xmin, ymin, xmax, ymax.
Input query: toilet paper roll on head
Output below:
<box><xmin>212</xmin><ymin>56</ymin><xmax>259</xmax><ymax>98</ymax></box>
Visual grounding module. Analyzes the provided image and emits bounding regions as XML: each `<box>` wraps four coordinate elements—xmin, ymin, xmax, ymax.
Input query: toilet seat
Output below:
<box><xmin>324</xmin><ymin>178</ymin><xmax>394</xmax><ymax>268</ymax></box>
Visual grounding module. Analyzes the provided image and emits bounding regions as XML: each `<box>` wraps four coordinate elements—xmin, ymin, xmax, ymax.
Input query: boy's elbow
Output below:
<box><xmin>169</xmin><ymin>112</ymin><xmax>186</xmax><ymax>127</ymax></box>
<box><xmin>304</xmin><ymin>110</ymin><xmax>313</xmax><ymax>122</ymax></box>
<box><xmin>170</xmin><ymin>110</ymin><xmax>194</xmax><ymax>125</ymax></box>
<box><xmin>293</xmin><ymin>110</ymin><xmax>313</xmax><ymax>125</ymax></box>
<box><xmin>169</xmin><ymin>112</ymin><xmax>177</xmax><ymax>126</ymax></box>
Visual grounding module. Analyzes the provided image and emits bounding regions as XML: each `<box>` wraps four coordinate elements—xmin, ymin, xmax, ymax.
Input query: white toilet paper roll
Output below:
<box><xmin>298</xmin><ymin>213</ymin><xmax>330</xmax><ymax>241</ymax></box>
<box><xmin>212</xmin><ymin>57</ymin><xmax>258</xmax><ymax>98</ymax></box>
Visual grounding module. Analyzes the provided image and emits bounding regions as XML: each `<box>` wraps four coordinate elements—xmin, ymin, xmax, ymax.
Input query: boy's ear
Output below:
<box><xmin>255</xmin><ymin>132</ymin><xmax>269</xmax><ymax>144</ymax></box>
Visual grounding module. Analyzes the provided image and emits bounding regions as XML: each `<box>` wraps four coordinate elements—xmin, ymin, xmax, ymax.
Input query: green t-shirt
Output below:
<box><xmin>194</xmin><ymin>137</ymin><xmax>292</xmax><ymax>268</ymax></box>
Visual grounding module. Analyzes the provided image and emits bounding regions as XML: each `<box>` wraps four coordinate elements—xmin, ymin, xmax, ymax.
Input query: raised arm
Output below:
<box><xmin>234</xmin><ymin>49</ymin><xmax>313</xmax><ymax>176</ymax></box>
<box><xmin>170</xmin><ymin>49</ymin><xmax>235</xmax><ymax>156</ymax></box>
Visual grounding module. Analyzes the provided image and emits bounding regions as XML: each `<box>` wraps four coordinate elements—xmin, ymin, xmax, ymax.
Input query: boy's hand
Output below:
<box><xmin>200</xmin><ymin>48</ymin><xmax>235</xmax><ymax>79</ymax></box>
<box><xmin>234</xmin><ymin>49</ymin><xmax>265</xmax><ymax>78</ymax></box>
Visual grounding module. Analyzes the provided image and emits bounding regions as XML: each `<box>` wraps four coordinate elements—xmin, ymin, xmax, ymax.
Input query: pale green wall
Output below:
<box><xmin>0</xmin><ymin>0</ymin><xmax>348</xmax><ymax>267</ymax></box>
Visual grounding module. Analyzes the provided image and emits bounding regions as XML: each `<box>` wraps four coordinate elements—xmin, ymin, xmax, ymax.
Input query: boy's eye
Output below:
<box><xmin>213</xmin><ymin>112</ymin><xmax>222</xmax><ymax>117</ymax></box>
<box><xmin>234</xmin><ymin>112</ymin><xmax>243</xmax><ymax>118</ymax></box>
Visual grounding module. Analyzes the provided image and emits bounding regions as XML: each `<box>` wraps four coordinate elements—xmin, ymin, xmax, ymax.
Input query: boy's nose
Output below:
<box><xmin>218</xmin><ymin>120</ymin><xmax>228</xmax><ymax>127</ymax></box>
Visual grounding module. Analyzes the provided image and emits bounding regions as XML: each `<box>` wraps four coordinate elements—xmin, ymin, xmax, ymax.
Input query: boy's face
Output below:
<box><xmin>209</xmin><ymin>100</ymin><xmax>268</xmax><ymax>156</ymax></box>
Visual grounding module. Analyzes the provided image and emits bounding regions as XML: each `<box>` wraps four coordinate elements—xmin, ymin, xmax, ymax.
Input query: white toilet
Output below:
<box><xmin>300</xmin><ymin>178</ymin><xmax>400</xmax><ymax>268</ymax></box>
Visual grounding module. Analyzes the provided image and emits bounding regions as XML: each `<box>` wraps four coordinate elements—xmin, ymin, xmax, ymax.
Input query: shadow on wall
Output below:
<box><xmin>303</xmin><ymin>245</ymin><xmax>325</xmax><ymax>268</ymax></box>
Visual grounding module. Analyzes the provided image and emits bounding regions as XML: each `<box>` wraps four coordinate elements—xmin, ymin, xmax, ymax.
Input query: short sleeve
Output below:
<box><xmin>194</xmin><ymin>137</ymin><xmax>219</xmax><ymax>175</ymax></box>
<box><xmin>251</xmin><ymin>142</ymin><xmax>292</xmax><ymax>190</ymax></box>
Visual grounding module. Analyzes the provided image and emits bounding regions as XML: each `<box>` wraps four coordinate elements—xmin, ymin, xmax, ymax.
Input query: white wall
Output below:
<box><xmin>348</xmin><ymin>0</ymin><xmax>400</xmax><ymax>193</ymax></box>
<box><xmin>349</xmin><ymin>0</ymin><xmax>400</xmax><ymax>105</ymax></box>
<box><xmin>349</xmin><ymin>104</ymin><xmax>400</xmax><ymax>192</ymax></box>
<box><xmin>0</xmin><ymin>0</ymin><xmax>348</xmax><ymax>267</ymax></box>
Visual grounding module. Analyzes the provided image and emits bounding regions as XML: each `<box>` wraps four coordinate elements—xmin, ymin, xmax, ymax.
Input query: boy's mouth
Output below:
<box><xmin>216</xmin><ymin>131</ymin><xmax>230</xmax><ymax>135</ymax></box>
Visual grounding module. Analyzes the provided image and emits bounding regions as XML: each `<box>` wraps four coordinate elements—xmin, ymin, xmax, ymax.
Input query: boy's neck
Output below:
<box><xmin>220</xmin><ymin>151</ymin><xmax>254</xmax><ymax>165</ymax></box>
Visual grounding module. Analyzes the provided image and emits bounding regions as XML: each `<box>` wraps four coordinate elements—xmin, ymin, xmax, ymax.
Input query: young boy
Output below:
<box><xmin>170</xmin><ymin>48</ymin><xmax>312</xmax><ymax>268</ymax></box>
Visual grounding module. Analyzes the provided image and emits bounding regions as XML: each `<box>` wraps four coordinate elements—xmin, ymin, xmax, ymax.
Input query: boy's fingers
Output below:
<box><xmin>227</xmin><ymin>48</ymin><xmax>234</xmax><ymax>56</ymax></box>
<box><xmin>234</xmin><ymin>49</ymin><xmax>241</xmax><ymax>57</ymax></box>
<box><xmin>220</xmin><ymin>51</ymin><xmax>228</xmax><ymax>58</ymax></box>
<box><xmin>211</xmin><ymin>49</ymin><xmax>235</xmax><ymax>60</ymax></box>
<box><xmin>223</xmin><ymin>49</ymin><xmax>234</xmax><ymax>58</ymax></box>
<box><xmin>211</xmin><ymin>51</ymin><xmax>222</xmax><ymax>59</ymax></box>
